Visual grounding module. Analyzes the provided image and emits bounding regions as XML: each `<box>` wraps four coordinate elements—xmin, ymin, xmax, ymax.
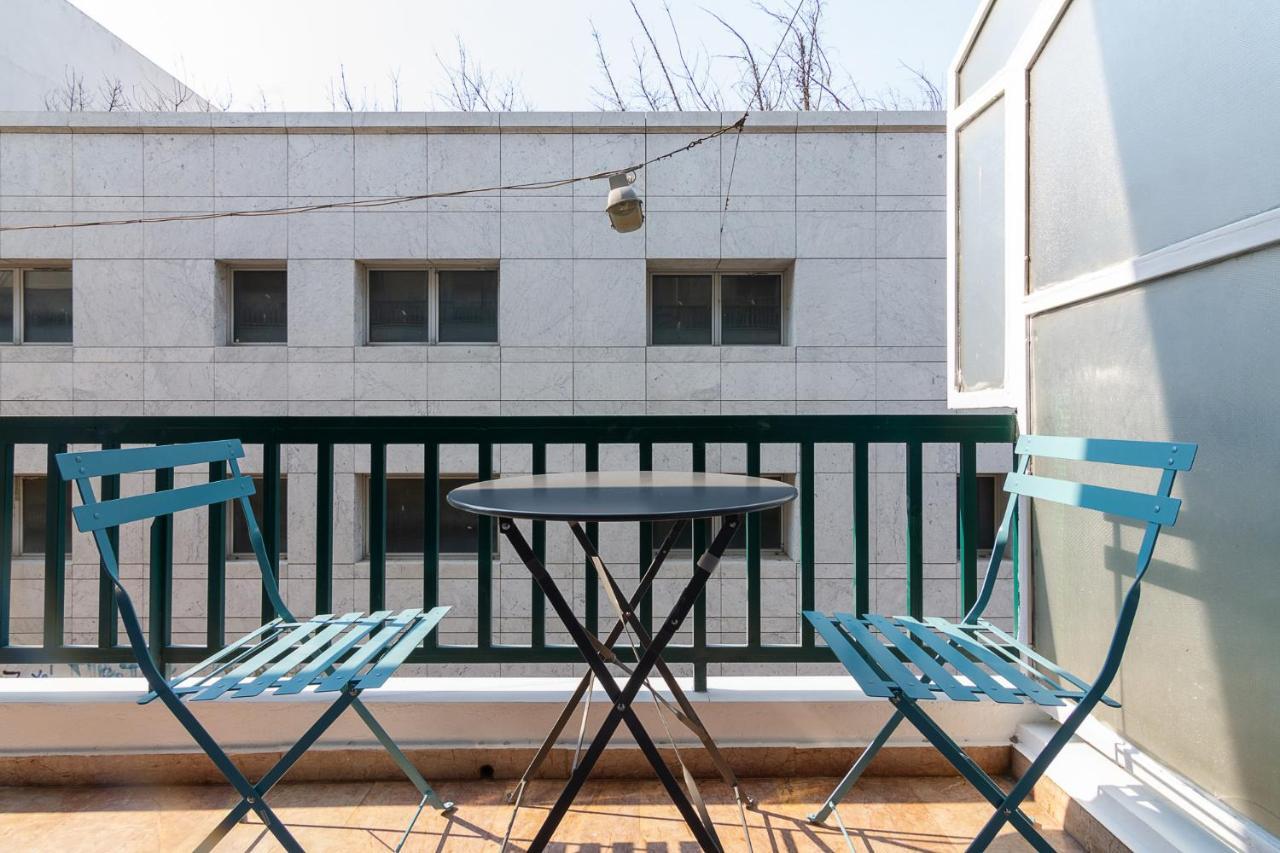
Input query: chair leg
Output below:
<box><xmin>891</xmin><ymin>696</ymin><xmax>1054</xmax><ymax>853</ymax></box>
<box><xmin>352</xmin><ymin>697</ymin><xmax>455</xmax><ymax>814</ymax></box>
<box><xmin>808</xmin><ymin>708</ymin><xmax>905</xmax><ymax>825</ymax></box>
<box><xmin>966</xmin><ymin>698</ymin><xmax>1099</xmax><ymax>852</ymax></box>
<box><xmin>146</xmin><ymin>683</ymin><xmax>303</xmax><ymax>852</ymax></box>
<box><xmin>194</xmin><ymin>689</ymin><xmax>359</xmax><ymax>852</ymax></box>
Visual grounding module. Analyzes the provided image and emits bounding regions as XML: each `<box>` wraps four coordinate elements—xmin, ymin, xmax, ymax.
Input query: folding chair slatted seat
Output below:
<box><xmin>804</xmin><ymin>434</ymin><xmax>1196</xmax><ymax>852</ymax></box>
<box><xmin>59</xmin><ymin>439</ymin><xmax>453</xmax><ymax>853</ymax></box>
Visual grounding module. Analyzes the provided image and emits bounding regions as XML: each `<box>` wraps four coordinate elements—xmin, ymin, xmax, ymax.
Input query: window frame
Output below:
<box><xmin>227</xmin><ymin>266</ymin><xmax>288</xmax><ymax>346</ymax></box>
<box><xmin>364</xmin><ymin>265</ymin><xmax>500</xmax><ymax>346</ymax></box>
<box><xmin>646</xmin><ymin>270</ymin><xmax>789</xmax><ymax>346</ymax></box>
<box><xmin>14</xmin><ymin>476</ymin><xmax>73</xmax><ymax>557</ymax></box>
<box><xmin>0</xmin><ymin>266</ymin><xmax>74</xmax><ymax>346</ymax></box>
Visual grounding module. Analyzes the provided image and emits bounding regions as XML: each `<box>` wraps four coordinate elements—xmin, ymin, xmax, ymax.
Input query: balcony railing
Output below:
<box><xmin>0</xmin><ymin>414</ymin><xmax>1016</xmax><ymax>690</ymax></box>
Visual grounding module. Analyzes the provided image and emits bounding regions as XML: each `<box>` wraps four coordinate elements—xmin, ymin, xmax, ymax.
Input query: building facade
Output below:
<box><xmin>0</xmin><ymin>108</ymin><xmax>1010</xmax><ymax>675</ymax></box>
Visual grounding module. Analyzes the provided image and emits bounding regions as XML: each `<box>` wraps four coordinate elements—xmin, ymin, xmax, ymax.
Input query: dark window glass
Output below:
<box><xmin>231</xmin><ymin>477</ymin><xmax>288</xmax><ymax>556</ymax></box>
<box><xmin>368</xmin><ymin>270</ymin><xmax>429</xmax><ymax>343</ymax></box>
<box><xmin>721</xmin><ymin>274</ymin><xmax>782</xmax><ymax>345</ymax></box>
<box><xmin>371</xmin><ymin>477</ymin><xmax>496</xmax><ymax>557</ymax></box>
<box><xmin>651</xmin><ymin>519</ymin><xmax>695</xmax><ymax>553</ymax></box>
<box><xmin>386</xmin><ymin>477</ymin><xmax>426</xmax><ymax>554</ymax></box>
<box><xmin>439</xmin><ymin>477</ymin><xmax>497</xmax><ymax>555</ymax></box>
<box><xmin>232</xmin><ymin>270</ymin><xmax>287</xmax><ymax>344</ymax></box>
<box><xmin>22</xmin><ymin>269</ymin><xmax>72</xmax><ymax>343</ymax></box>
<box><xmin>725</xmin><ymin>505</ymin><xmax>785</xmax><ymax>552</ymax></box>
<box><xmin>651</xmin><ymin>275</ymin><xmax>712</xmax><ymax>345</ymax></box>
<box><xmin>0</xmin><ymin>270</ymin><xmax>14</xmax><ymax>342</ymax></box>
<box><xmin>959</xmin><ymin>474</ymin><xmax>1009</xmax><ymax>554</ymax></box>
<box><xmin>438</xmin><ymin>270</ymin><xmax>499</xmax><ymax>343</ymax></box>
<box><xmin>18</xmin><ymin>477</ymin><xmax>72</xmax><ymax>556</ymax></box>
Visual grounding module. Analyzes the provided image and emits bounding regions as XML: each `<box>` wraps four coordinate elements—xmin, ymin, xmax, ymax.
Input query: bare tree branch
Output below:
<box><xmin>590</xmin><ymin>21</ymin><xmax>629</xmax><ymax>110</ymax></box>
<box><xmin>663</xmin><ymin>0</ymin><xmax>718</xmax><ymax>111</ymax></box>
<box><xmin>435</xmin><ymin>36</ymin><xmax>530</xmax><ymax>111</ymax></box>
<box><xmin>629</xmin><ymin>0</ymin><xmax>684</xmax><ymax>110</ymax></box>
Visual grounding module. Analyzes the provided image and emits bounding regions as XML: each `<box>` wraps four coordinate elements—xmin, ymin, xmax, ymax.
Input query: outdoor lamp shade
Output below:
<box><xmin>606</xmin><ymin>172</ymin><xmax>644</xmax><ymax>233</ymax></box>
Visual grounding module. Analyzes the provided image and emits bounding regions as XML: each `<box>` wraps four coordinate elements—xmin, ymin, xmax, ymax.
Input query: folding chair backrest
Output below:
<box><xmin>965</xmin><ymin>434</ymin><xmax>1197</xmax><ymax>699</ymax></box>
<box><xmin>56</xmin><ymin>440</ymin><xmax>294</xmax><ymax>680</ymax></box>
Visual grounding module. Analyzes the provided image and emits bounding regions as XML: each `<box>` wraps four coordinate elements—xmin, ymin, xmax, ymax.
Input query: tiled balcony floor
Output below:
<box><xmin>0</xmin><ymin>776</ymin><xmax>1081</xmax><ymax>851</ymax></box>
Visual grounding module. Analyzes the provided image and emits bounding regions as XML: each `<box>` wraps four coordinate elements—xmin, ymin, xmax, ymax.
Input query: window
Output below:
<box><xmin>651</xmin><ymin>475</ymin><xmax>790</xmax><ymax>556</ymax></box>
<box><xmin>229</xmin><ymin>477</ymin><xmax>288</xmax><ymax>557</ymax></box>
<box><xmin>364</xmin><ymin>475</ymin><xmax>497</xmax><ymax>558</ymax></box>
<box><xmin>961</xmin><ymin>473</ymin><xmax>1010</xmax><ymax>555</ymax></box>
<box><xmin>231</xmin><ymin>269</ymin><xmax>287</xmax><ymax>344</ymax></box>
<box><xmin>14</xmin><ymin>477</ymin><xmax>72</xmax><ymax>556</ymax></box>
<box><xmin>650</xmin><ymin>272</ymin><xmax>784</xmax><ymax>345</ymax></box>
<box><xmin>0</xmin><ymin>268</ymin><xmax>72</xmax><ymax>344</ymax></box>
<box><xmin>367</xmin><ymin>268</ymin><xmax>498</xmax><ymax>344</ymax></box>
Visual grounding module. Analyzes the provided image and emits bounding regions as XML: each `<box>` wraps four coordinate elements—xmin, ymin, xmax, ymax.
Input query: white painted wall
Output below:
<box><xmin>0</xmin><ymin>0</ymin><xmax>204</xmax><ymax>111</ymax></box>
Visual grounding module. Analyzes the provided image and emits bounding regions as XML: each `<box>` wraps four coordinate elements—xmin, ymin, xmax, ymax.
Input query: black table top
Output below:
<box><xmin>447</xmin><ymin>471</ymin><xmax>797</xmax><ymax>522</ymax></box>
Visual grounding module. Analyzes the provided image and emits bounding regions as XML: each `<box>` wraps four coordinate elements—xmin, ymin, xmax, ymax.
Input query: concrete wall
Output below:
<box><xmin>0</xmin><ymin>0</ymin><xmax>204</xmax><ymax>111</ymax></box>
<box><xmin>953</xmin><ymin>0</ymin><xmax>1280</xmax><ymax>836</ymax></box>
<box><xmin>0</xmin><ymin>109</ymin><xmax>1010</xmax><ymax>677</ymax></box>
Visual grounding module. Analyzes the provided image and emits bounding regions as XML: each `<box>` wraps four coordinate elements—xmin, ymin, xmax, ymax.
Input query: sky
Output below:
<box><xmin>68</xmin><ymin>0</ymin><xmax>980</xmax><ymax>112</ymax></box>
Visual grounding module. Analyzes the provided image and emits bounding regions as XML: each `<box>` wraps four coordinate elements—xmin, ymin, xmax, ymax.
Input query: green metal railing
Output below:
<box><xmin>0</xmin><ymin>414</ymin><xmax>1016</xmax><ymax>689</ymax></box>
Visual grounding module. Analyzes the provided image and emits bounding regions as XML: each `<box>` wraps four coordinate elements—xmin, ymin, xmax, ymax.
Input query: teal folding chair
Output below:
<box><xmin>58</xmin><ymin>439</ymin><xmax>454</xmax><ymax>853</ymax></box>
<box><xmin>804</xmin><ymin>435</ymin><xmax>1196</xmax><ymax>851</ymax></box>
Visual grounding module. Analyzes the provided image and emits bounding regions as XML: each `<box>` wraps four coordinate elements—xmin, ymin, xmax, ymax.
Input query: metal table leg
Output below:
<box><xmin>500</xmin><ymin>515</ymin><xmax>741</xmax><ymax>853</ymax></box>
<box><xmin>503</xmin><ymin>520</ymin><xmax>690</xmax><ymax>803</ymax></box>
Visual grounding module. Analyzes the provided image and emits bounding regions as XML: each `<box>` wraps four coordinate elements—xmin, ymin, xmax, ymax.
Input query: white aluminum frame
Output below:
<box><xmin>947</xmin><ymin>0</ymin><xmax>1280</xmax><ymax>640</ymax></box>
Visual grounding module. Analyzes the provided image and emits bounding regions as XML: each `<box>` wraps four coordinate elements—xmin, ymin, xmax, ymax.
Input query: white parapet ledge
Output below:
<box><xmin>0</xmin><ymin>676</ymin><xmax>1042</xmax><ymax>756</ymax></box>
<box><xmin>0</xmin><ymin>109</ymin><xmax>944</xmax><ymax>135</ymax></box>
<box><xmin>1017</xmin><ymin>720</ymin><xmax>1280</xmax><ymax>853</ymax></box>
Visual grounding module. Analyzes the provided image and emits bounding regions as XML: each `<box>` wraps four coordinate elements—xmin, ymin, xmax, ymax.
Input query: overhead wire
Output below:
<box><xmin>0</xmin><ymin>114</ymin><xmax>745</xmax><ymax>233</ymax></box>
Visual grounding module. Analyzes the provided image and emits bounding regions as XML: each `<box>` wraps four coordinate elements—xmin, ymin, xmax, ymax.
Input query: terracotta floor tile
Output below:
<box><xmin>0</xmin><ymin>776</ymin><xmax>1082</xmax><ymax>851</ymax></box>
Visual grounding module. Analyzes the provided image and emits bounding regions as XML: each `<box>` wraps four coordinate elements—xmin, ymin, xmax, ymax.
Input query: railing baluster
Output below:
<box><xmin>854</xmin><ymin>441</ymin><xmax>870</xmax><ymax>616</ymax></box>
<box><xmin>0</xmin><ymin>443</ymin><xmax>11</xmax><ymax>648</ymax></box>
<box><xmin>369</xmin><ymin>442</ymin><xmax>386</xmax><ymax>612</ymax></box>
<box><xmin>638</xmin><ymin>441</ymin><xmax>653</xmax><ymax>633</ymax></box>
<box><xmin>44</xmin><ymin>444</ymin><xmax>68</xmax><ymax>650</ymax></box>
<box><xmin>906</xmin><ymin>441</ymin><xmax>924</xmax><ymax>619</ymax></box>
<box><xmin>477</xmin><ymin>442</ymin><xmax>493</xmax><ymax>650</ymax></box>
<box><xmin>149</xmin><ymin>465</ymin><xmax>173</xmax><ymax>662</ymax></box>
<box><xmin>423</xmin><ymin>441</ymin><xmax>439</xmax><ymax>649</ymax></box>
<box><xmin>584</xmin><ymin>441</ymin><xmax>599</xmax><ymax>634</ymax></box>
<box><xmin>1011</xmin><ymin>442</ymin><xmax>1022</xmax><ymax>638</ymax></box>
<box><xmin>692</xmin><ymin>441</ymin><xmax>707</xmax><ymax>692</ymax></box>
<box><xmin>531</xmin><ymin>442</ymin><xmax>546</xmax><ymax>649</ymax></box>
<box><xmin>800</xmin><ymin>442</ymin><xmax>815</xmax><ymax>648</ymax></box>
<box><xmin>206</xmin><ymin>459</ymin><xmax>225</xmax><ymax>650</ymax></box>
<box><xmin>958</xmin><ymin>441</ymin><xmax>979</xmax><ymax>617</ymax></box>
<box><xmin>261</xmin><ymin>442</ymin><xmax>282</xmax><ymax>623</ymax></box>
<box><xmin>747</xmin><ymin>442</ymin><xmax>761</xmax><ymax>649</ymax></box>
<box><xmin>99</xmin><ymin>445</ymin><xmax>121</xmax><ymax>650</ymax></box>
<box><xmin>315</xmin><ymin>443</ymin><xmax>333</xmax><ymax>615</ymax></box>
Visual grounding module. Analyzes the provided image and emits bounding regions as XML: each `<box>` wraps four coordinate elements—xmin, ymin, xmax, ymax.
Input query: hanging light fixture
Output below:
<box><xmin>603</xmin><ymin>170</ymin><xmax>644</xmax><ymax>233</ymax></box>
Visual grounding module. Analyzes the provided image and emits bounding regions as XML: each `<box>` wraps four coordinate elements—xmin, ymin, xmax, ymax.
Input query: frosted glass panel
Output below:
<box><xmin>1029</xmin><ymin>0</ymin><xmax>1280</xmax><ymax>287</ymax></box>
<box><xmin>958</xmin><ymin>0</ymin><xmax>1039</xmax><ymax>101</ymax></box>
<box><xmin>956</xmin><ymin>97</ymin><xmax>1005</xmax><ymax>392</ymax></box>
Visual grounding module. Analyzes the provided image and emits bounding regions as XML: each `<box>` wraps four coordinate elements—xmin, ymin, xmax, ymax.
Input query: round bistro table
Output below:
<box><xmin>448</xmin><ymin>471</ymin><xmax>797</xmax><ymax>852</ymax></box>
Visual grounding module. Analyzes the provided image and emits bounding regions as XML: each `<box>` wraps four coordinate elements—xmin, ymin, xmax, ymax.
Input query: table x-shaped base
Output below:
<box><xmin>500</xmin><ymin>514</ymin><xmax>742</xmax><ymax>853</ymax></box>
